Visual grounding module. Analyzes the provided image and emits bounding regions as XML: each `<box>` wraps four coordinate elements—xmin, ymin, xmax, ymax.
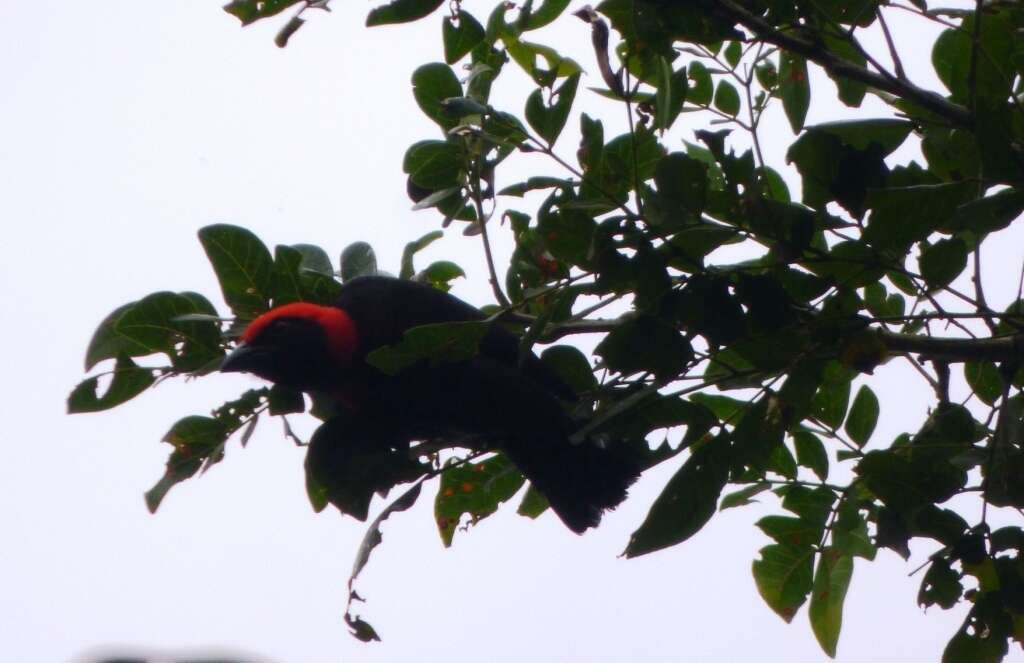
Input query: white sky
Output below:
<box><xmin>2</xmin><ymin>1</ymin><xmax>1016</xmax><ymax>662</ymax></box>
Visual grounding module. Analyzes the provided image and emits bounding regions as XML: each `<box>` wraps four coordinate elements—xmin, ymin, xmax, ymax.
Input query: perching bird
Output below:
<box><xmin>220</xmin><ymin>275</ymin><xmax>640</xmax><ymax>532</ymax></box>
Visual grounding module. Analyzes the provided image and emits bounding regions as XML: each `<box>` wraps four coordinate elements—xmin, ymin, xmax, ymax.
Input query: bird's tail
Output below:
<box><xmin>502</xmin><ymin>433</ymin><xmax>643</xmax><ymax>534</ymax></box>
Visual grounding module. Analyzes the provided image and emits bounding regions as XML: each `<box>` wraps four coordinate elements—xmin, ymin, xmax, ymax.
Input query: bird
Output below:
<box><xmin>220</xmin><ymin>275</ymin><xmax>641</xmax><ymax>533</ymax></box>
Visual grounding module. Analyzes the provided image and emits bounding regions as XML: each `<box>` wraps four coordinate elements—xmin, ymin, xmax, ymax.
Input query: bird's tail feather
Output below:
<box><xmin>502</xmin><ymin>434</ymin><xmax>642</xmax><ymax>533</ymax></box>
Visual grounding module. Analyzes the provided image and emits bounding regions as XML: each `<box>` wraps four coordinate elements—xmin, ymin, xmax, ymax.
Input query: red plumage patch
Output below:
<box><xmin>242</xmin><ymin>302</ymin><xmax>359</xmax><ymax>363</ymax></box>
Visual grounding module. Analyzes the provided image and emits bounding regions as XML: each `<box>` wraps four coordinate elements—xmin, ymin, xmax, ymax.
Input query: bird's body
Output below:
<box><xmin>222</xmin><ymin>276</ymin><xmax>639</xmax><ymax>532</ymax></box>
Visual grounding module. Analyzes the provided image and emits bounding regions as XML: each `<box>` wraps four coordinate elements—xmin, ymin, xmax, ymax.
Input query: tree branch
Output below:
<box><xmin>878</xmin><ymin>329</ymin><xmax>1024</xmax><ymax>362</ymax></box>
<box><xmin>701</xmin><ymin>0</ymin><xmax>973</xmax><ymax>127</ymax></box>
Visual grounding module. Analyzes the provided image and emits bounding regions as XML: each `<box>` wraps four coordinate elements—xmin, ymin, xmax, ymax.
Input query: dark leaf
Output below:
<box><xmin>366</xmin><ymin>0</ymin><xmax>444</xmax><ymax>26</ymax></box>
<box><xmin>964</xmin><ymin>362</ymin><xmax>1002</xmax><ymax>406</ymax></box>
<box><xmin>793</xmin><ymin>431</ymin><xmax>829</xmax><ymax>481</ymax></box>
<box><xmin>198</xmin><ymin>224</ymin><xmax>274</xmax><ymax>317</ymax></box>
<box><xmin>713</xmin><ymin>80</ymin><xmax>741</xmax><ymax>116</ymax></box>
<box><xmin>403</xmin><ymin>140</ymin><xmax>463</xmax><ymax>189</ymax></box>
<box><xmin>524</xmin><ymin>73</ymin><xmax>580</xmax><ymax>145</ymax></box>
<box><xmin>595</xmin><ymin>316</ymin><xmax>694</xmax><ymax>380</ymax></box>
<box><xmin>919</xmin><ymin>238</ymin><xmax>969</xmax><ymax>291</ymax></box>
<box><xmin>223</xmin><ymin>0</ymin><xmax>303</xmax><ymax>25</ymax></box>
<box><xmin>340</xmin><ymin>241</ymin><xmax>379</xmax><ymax>282</ymax></box>
<box><xmin>752</xmin><ymin>543</ymin><xmax>814</xmax><ymax>623</ymax></box>
<box><xmin>443</xmin><ymin>10</ymin><xmax>485</xmax><ymax>64</ymax></box>
<box><xmin>540</xmin><ymin>345</ymin><xmax>596</xmax><ymax>393</ymax></box>
<box><xmin>720</xmin><ymin>483</ymin><xmax>772</xmax><ymax>510</ymax></box>
<box><xmin>779</xmin><ymin>53</ymin><xmax>809</xmax><ymax>133</ymax></box>
<box><xmin>400</xmin><ymin>230</ymin><xmax>444</xmax><ymax>279</ymax></box>
<box><xmin>809</xmin><ymin>547</ymin><xmax>853</xmax><ymax>658</ymax></box>
<box><xmin>517</xmin><ymin>484</ymin><xmax>550</xmax><ymax>518</ymax></box>
<box><xmin>412</xmin><ymin>63</ymin><xmax>463</xmax><ymax>130</ymax></box>
<box><xmin>625</xmin><ymin>433</ymin><xmax>731</xmax><ymax>557</ymax></box>
<box><xmin>844</xmin><ymin>385</ymin><xmax>879</xmax><ymax>446</ymax></box>
<box><xmin>67</xmin><ymin>356</ymin><xmax>156</xmax><ymax>413</ymax></box>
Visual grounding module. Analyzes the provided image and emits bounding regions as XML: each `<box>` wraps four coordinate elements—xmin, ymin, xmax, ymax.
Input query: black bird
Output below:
<box><xmin>221</xmin><ymin>276</ymin><xmax>639</xmax><ymax>532</ymax></box>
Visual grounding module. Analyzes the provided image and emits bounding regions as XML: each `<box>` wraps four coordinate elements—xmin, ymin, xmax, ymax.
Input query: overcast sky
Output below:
<box><xmin>2</xmin><ymin>1</ymin><xmax>1015</xmax><ymax>662</ymax></box>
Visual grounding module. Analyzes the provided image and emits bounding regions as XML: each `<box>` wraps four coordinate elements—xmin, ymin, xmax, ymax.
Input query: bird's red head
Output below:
<box><xmin>220</xmin><ymin>302</ymin><xmax>360</xmax><ymax>391</ymax></box>
<box><xmin>241</xmin><ymin>302</ymin><xmax>358</xmax><ymax>364</ymax></box>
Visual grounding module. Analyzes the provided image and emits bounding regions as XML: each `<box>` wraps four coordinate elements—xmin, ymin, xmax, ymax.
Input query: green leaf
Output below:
<box><xmin>713</xmin><ymin>80</ymin><xmax>741</xmax><ymax>116</ymax></box>
<box><xmin>400</xmin><ymin>230</ymin><xmax>444</xmax><ymax>279</ymax></box>
<box><xmin>787</xmin><ymin>121</ymin><xmax>913</xmax><ymax>219</ymax></box>
<box><xmin>856</xmin><ymin>449</ymin><xmax>967</xmax><ymax>511</ymax></box>
<box><xmin>403</xmin><ymin>140</ymin><xmax>463</xmax><ymax>189</ymax></box>
<box><xmin>779</xmin><ymin>53</ymin><xmax>809</xmax><ymax>133</ymax></box>
<box><xmin>365</xmin><ymin>320</ymin><xmax>490</xmax><ymax>375</ymax></box>
<box><xmin>595</xmin><ymin>316</ymin><xmax>694</xmax><ymax>380</ymax></box>
<box><xmin>517</xmin><ymin>484</ymin><xmax>549</xmax><ymax>518</ymax></box>
<box><xmin>720</xmin><ymin>482</ymin><xmax>771</xmax><ymax>510</ymax></box>
<box><xmin>305</xmin><ymin>418</ymin><xmax>428</xmax><ymax>521</ymax></box>
<box><xmin>223</xmin><ymin>0</ymin><xmax>303</xmax><ymax>25</ymax></box>
<box><xmin>198</xmin><ymin>224</ymin><xmax>274</xmax><ymax>318</ymax></box>
<box><xmin>654</xmin><ymin>57</ymin><xmax>687</xmax><ymax>131</ymax></box>
<box><xmin>418</xmin><ymin>260</ymin><xmax>465</xmax><ymax>290</ymax></box>
<box><xmin>752</xmin><ymin>543</ymin><xmax>815</xmax><ymax>622</ymax></box>
<box><xmin>339</xmin><ymin>241</ymin><xmax>378</xmax><ymax>282</ymax></box>
<box><xmin>690</xmin><ymin>393</ymin><xmax>746</xmax><ymax>422</ymax></box>
<box><xmin>84</xmin><ymin>302</ymin><xmax>141</xmax><ymax>371</ymax></box>
<box><xmin>919</xmin><ymin>238</ymin><xmax>968</xmax><ymax>291</ymax></box>
<box><xmin>290</xmin><ymin>243</ymin><xmax>334</xmax><ymax>277</ymax></box>
<box><xmin>654</xmin><ymin>152</ymin><xmax>708</xmax><ymax>215</ymax></box>
<box><xmin>605</xmin><ymin>125</ymin><xmax>667</xmax><ymax>189</ymax></box>
<box><xmin>793</xmin><ymin>431</ymin><xmax>829</xmax><ymax>481</ymax></box>
<box><xmin>520</xmin><ymin>0</ymin><xmax>571</xmax><ymax>30</ymax></box>
<box><xmin>964</xmin><ymin>361</ymin><xmax>1002</xmax><ymax>406</ymax></box>
<box><xmin>272</xmin><ymin>245</ymin><xmax>341</xmax><ymax>306</ymax></box>
<box><xmin>107</xmin><ymin>291</ymin><xmax>222</xmax><ymax>370</ymax></box>
<box><xmin>821</xmin><ymin>32</ymin><xmax>867</xmax><ymax>107</ymax></box>
<box><xmin>443</xmin><ymin>10</ymin><xmax>485</xmax><ymax>64</ymax></box>
<box><xmin>809</xmin><ymin>548</ymin><xmax>853</xmax><ymax>658</ymax></box>
<box><xmin>781</xmin><ymin>485</ymin><xmax>836</xmax><ymax>527</ymax></box>
<box><xmin>67</xmin><ymin>356</ymin><xmax>156</xmax><ymax>413</ymax></box>
<box><xmin>932</xmin><ymin>26</ymin><xmax>971</xmax><ymax>103</ymax></box>
<box><xmin>942</xmin><ymin>622</ymin><xmax>1010</xmax><ymax>663</ymax></box>
<box><xmin>724</xmin><ymin>41</ymin><xmax>742</xmax><ymax>68</ymax></box>
<box><xmin>951</xmin><ymin>189</ymin><xmax>1024</xmax><ymax>236</ymax></box>
<box><xmin>864</xmin><ymin>182</ymin><xmax>975</xmax><ymax>253</ymax></box>
<box><xmin>145</xmin><ymin>415</ymin><xmax>231</xmax><ymax>512</ymax></box>
<box><xmin>625</xmin><ymin>434</ymin><xmax>731</xmax><ymax>557</ymax></box>
<box><xmin>757</xmin><ymin>515</ymin><xmax>822</xmax><ymax>548</ymax></box>
<box><xmin>918</xmin><ymin>559</ymin><xmax>963</xmax><ymax>610</ymax></box>
<box><xmin>366</xmin><ymin>0</ymin><xmax>444</xmax><ymax>26</ymax></box>
<box><xmin>832</xmin><ymin>501</ymin><xmax>876</xmax><ymax>560</ymax></box>
<box><xmin>435</xmin><ymin>454</ymin><xmax>524</xmax><ymax>546</ymax></box>
<box><xmin>507</xmin><ymin>40</ymin><xmax>582</xmax><ymax>84</ymax></box>
<box><xmin>813</xmin><ymin>379</ymin><xmax>851</xmax><ymax>430</ymax></box>
<box><xmin>524</xmin><ymin>73</ymin><xmax>580</xmax><ymax>145</ymax></box>
<box><xmin>540</xmin><ymin>345</ymin><xmax>596</xmax><ymax>393</ymax></box>
<box><xmin>844</xmin><ymin>385</ymin><xmax>879</xmax><ymax>446</ymax></box>
<box><xmin>687</xmin><ymin>61</ymin><xmax>712</xmax><ymax>106</ymax></box>
<box><xmin>412</xmin><ymin>63</ymin><xmax>463</xmax><ymax>130</ymax></box>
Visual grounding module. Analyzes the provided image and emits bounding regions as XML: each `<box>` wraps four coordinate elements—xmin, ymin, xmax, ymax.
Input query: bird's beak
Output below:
<box><xmin>220</xmin><ymin>343</ymin><xmax>265</xmax><ymax>373</ymax></box>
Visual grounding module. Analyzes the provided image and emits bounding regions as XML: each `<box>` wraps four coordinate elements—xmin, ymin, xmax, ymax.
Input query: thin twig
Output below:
<box><xmin>876</xmin><ymin>8</ymin><xmax>907</xmax><ymax>80</ymax></box>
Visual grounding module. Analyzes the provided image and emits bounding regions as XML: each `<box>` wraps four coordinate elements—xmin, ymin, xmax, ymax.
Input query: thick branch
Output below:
<box><xmin>701</xmin><ymin>0</ymin><xmax>973</xmax><ymax>127</ymax></box>
<box><xmin>878</xmin><ymin>329</ymin><xmax>1024</xmax><ymax>362</ymax></box>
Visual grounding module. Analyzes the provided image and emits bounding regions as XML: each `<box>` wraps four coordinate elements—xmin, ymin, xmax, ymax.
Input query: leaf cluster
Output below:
<box><xmin>73</xmin><ymin>0</ymin><xmax>1024</xmax><ymax>656</ymax></box>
